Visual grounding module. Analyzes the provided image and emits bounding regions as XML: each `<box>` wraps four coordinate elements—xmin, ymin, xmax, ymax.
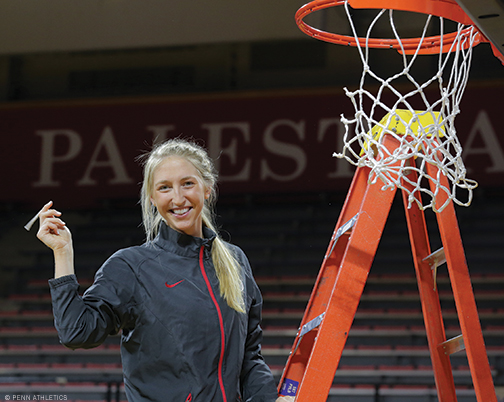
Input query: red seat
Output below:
<box><xmin>31</xmin><ymin>326</ymin><xmax>57</xmax><ymax>333</ymax></box>
<box><xmin>357</xmin><ymin>345</ymin><xmax>392</xmax><ymax>350</ymax></box>
<box><xmin>390</xmin><ymin>385</ymin><xmax>430</xmax><ymax>389</ymax></box>
<box><xmin>0</xmin><ymin>327</ymin><xmax>29</xmax><ymax>333</ymax></box>
<box><xmin>0</xmin><ymin>364</ymin><xmax>15</xmax><ymax>369</ymax></box>
<box><xmin>86</xmin><ymin>363</ymin><xmax>121</xmax><ymax>369</ymax></box>
<box><xmin>51</xmin><ymin>363</ymin><xmax>85</xmax><ymax>369</ymax></box>
<box><xmin>7</xmin><ymin>345</ymin><xmax>38</xmax><ymax>351</ymax></box>
<box><xmin>17</xmin><ymin>363</ymin><xmax>50</xmax><ymax>369</ymax></box>
<box><xmin>339</xmin><ymin>365</ymin><xmax>375</xmax><ymax>370</ymax></box>
<box><xmin>40</xmin><ymin>345</ymin><xmax>64</xmax><ymax>351</ymax></box>
<box><xmin>378</xmin><ymin>365</ymin><xmax>414</xmax><ymax>370</ymax></box>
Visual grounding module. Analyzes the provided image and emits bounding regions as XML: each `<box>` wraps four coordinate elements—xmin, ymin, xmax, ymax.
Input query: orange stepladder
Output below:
<box><xmin>277</xmin><ymin>133</ymin><xmax>498</xmax><ymax>402</ymax></box>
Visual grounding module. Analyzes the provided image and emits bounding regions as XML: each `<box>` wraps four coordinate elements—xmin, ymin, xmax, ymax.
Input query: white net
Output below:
<box><xmin>335</xmin><ymin>1</ymin><xmax>478</xmax><ymax>212</ymax></box>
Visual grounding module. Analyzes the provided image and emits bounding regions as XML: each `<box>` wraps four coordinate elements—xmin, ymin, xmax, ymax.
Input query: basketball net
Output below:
<box><xmin>301</xmin><ymin>1</ymin><xmax>481</xmax><ymax>212</ymax></box>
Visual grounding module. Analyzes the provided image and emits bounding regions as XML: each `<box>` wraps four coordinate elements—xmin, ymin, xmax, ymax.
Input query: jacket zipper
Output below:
<box><xmin>199</xmin><ymin>246</ymin><xmax>227</xmax><ymax>402</ymax></box>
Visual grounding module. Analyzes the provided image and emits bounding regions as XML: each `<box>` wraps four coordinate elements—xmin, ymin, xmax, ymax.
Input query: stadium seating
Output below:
<box><xmin>1</xmin><ymin>190</ymin><xmax>503</xmax><ymax>401</ymax></box>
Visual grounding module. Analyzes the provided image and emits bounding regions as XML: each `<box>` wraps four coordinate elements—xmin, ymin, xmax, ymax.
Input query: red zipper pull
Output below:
<box><xmin>185</xmin><ymin>393</ymin><xmax>192</xmax><ymax>402</ymax></box>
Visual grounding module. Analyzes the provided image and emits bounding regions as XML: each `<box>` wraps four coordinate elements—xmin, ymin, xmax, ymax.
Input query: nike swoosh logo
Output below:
<box><xmin>165</xmin><ymin>279</ymin><xmax>185</xmax><ymax>288</ymax></box>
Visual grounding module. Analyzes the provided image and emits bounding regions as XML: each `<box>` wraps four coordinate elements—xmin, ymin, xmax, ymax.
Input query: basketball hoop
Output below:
<box><xmin>295</xmin><ymin>0</ymin><xmax>500</xmax><ymax>212</ymax></box>
<box><xmin>296</xmin><ymin>0</ymin><xmax>493</xmax><ymax>55</ymax></box>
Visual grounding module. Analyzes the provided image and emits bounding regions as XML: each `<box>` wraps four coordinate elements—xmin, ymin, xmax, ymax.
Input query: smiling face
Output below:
<box><xmin>150</xmin><ymin>156</ymin><xmax>211</xmax><ymax>238</ymax></box>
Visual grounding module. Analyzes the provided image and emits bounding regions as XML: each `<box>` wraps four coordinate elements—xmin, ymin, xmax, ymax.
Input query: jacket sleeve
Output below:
<box><xmin>48</xmin><ymin>252</ymin><xmax>137</xmax><ymax>349</ymax></box>
<box><xmin>239</xmin><ymin>252</ymin><xmax>278</xmax><ymax>402</ymax></box>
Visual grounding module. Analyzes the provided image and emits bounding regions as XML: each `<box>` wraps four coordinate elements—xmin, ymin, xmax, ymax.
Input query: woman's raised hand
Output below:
<box><xmin>36</xmin><ymin>201</ymin><xmax>75</xmax><ymax>279</ymax></box>
<box><xmin>36</xmin><ymin>201</ymin><xmax>72</xmax><ymax>252</ymax></box>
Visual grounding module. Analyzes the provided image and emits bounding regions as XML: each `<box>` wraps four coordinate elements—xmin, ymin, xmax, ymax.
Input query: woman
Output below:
<box><xmin>37</xmin><ymin>139</ymin><xmax>293</xmax><ymax>402</ymax></box>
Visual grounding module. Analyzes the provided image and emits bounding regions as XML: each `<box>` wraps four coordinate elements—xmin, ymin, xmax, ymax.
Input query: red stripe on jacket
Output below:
<box><xmin>199</xmin><ymin>246</ymin><xmax>227</xmax><ymax>402</ymax></box>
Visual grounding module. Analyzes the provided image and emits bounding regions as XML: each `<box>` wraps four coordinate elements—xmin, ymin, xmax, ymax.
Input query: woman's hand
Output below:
<box><xmin>36</xmin><ymin>201</ymin><xmax>72</xmax><ymax>252</ymax></box>
<box><xmin>36</xmin><ymin>201</ymin><xmax>75</xmax><ymax>278</ymax></box>
<box><xmin>276</xmin><ymin>397</ymin><xmax>295</xmax><ymax>402</ymax></box>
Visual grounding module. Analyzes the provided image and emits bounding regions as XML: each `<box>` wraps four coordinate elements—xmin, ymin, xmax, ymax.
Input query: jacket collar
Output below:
<box><xmin>153</xmin><ymin>222</ymin><xmax>216</xmax><ymax>257</ymax></box>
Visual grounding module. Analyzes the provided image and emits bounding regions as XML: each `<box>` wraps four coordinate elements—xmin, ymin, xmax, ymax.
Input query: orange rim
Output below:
<box><xmin>295</xmin><ymin>0</ymin><xmax>486</xmax><ymax>55</ymax></box>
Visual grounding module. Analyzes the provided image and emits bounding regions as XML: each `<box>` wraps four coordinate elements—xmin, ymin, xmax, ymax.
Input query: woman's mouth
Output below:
<box><xmin>171</xmin><ymin>207</ymin><xmax>191</xmax><ymax>216</ymax></box>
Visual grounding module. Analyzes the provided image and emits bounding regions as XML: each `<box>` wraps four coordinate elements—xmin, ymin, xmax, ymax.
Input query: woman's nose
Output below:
<box><xmin>172</xmin><ymin>187</ymin><xmax>184</xmax><ymax>205</ymax></box>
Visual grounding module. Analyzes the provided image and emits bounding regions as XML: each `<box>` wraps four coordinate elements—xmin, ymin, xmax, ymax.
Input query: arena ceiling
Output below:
<box><xmin>1</xmin><ymin>0</ymin><xmax>502</xmax><ymax>61</ymax></box>
<box><xmin>0</xmin><ymin>0</ymin><xmax>307</xmax><ymax>55</ymax></box>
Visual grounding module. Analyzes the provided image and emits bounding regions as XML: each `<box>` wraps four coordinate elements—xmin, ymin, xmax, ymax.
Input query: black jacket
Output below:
<box><xmin>48</xmin><ymin>224</ymin><xmax>278</xmax><ymax>402</ymax></box>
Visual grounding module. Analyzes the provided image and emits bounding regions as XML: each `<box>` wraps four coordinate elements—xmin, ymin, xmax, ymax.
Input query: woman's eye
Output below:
<box><xmin>184</xmin><ymin>181</ymin><xmax>195</xmax><ymax>187</ymax></box>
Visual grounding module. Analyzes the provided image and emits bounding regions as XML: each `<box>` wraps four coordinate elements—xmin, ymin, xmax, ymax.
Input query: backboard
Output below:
<box><xmin>456</xmin><ymin>0</ymin><xmax>504</xmax><ymax>61</ymax></box>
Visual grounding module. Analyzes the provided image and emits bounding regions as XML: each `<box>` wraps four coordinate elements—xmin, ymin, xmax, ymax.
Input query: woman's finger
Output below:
<box><xmin>41</xmin><ymin>209</ymin><xmax>62</xmax><ymax>220</ymax></box>
<box><xmin>45</xmin><ymin>220</ymin><xmax>65</xmax><ymax>235</ymax></box>
<box><xmin>43</xmin><ymin>216</ymin><xmax>66</xmax><ymax>227</ymax></box>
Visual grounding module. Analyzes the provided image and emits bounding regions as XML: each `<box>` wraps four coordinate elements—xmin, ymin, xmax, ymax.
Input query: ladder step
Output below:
<box><xmin>423</xmin><ymin>247</ymin><xmax>446</xmax><ymax>266</ymax></box>
<box><xmin>440</xmin><ymin>334</ymin><xmax>465</xmax><ymax>355</ymax></box>
<box><xmin>422</xmin><ymin>247</ymin><xmax>446</xmax><ymax>290</ymax></box>
<box><xmin>299</xmin><ymin>312</ymin><xmax>325</xmax><ymax>338</ymax></box>
<box><xmin>327</xmin><ymin>214</ymin><xmax>358</xmax><ymax>256</ymax></box>
<box><xmin>292</xmin><ymin>313</ymin><xmax>326</xmax><ymax>355</ymax></box>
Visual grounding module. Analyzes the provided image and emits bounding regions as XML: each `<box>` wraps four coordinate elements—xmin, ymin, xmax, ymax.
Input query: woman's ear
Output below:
<box><xmin>150</xmin><ymin>197</ymin><xmax>156</xmax><ymax>207</ymax></box>
<box><xmin>204</xmin><ymin>187</ymin><xmax>212</xmax><ymax>200</ymax></box>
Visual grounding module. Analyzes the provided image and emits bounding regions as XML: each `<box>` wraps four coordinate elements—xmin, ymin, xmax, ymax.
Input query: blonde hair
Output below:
<box><xmin>140</xmin><ymin>138</ymin><xmax>245</xmax><ymax>313</ymax></box>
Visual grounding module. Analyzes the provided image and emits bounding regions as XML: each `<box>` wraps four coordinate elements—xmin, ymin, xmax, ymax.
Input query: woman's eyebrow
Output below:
<box><xmin>154</xmin><ymin>176</ymin><xmax>196</xmax><ymax>186</ymax></box>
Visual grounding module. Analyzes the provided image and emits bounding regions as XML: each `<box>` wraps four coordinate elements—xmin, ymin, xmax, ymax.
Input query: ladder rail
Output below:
<box><xmin>279</xmin><ymin>135</ymin><xmax>401</xmax><ymax>400</ymax></box>
<box><xmin>278</xmin><ymin>161</ymin><xmax>371</xmax><ymax>396</ymax></box>
<box><xmin>426</xmin><ymin>162</ymin><xmax>497</xmax><ymax>402</ymax></box>
<box><xmin>400</xmin><ymin>170</ymin><xmax>458</xmax><ymax>401</ymax></box>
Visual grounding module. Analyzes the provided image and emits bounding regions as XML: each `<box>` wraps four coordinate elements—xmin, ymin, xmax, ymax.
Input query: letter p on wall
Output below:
<box><xmin>32</xmin><ymin>129</ymin><xmax>83</xmax><ymax>187</ymax></box>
